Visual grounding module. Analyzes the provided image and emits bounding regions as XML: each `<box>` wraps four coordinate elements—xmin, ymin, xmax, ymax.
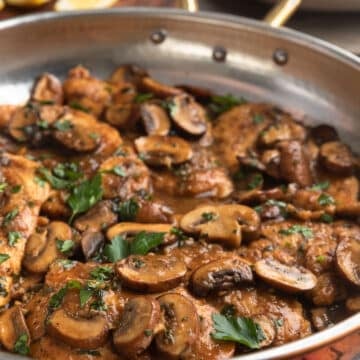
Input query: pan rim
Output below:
<box><xmin>0</xmin><ymin>7</ymin><xmax>359</xmax><ymax>360</ymax></box>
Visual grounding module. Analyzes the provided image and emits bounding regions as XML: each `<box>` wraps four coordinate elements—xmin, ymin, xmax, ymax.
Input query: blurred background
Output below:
<box><xmin>0</xmin><ymin>0</ymin><xmax>359</xmax><ymax>54</ymax></box>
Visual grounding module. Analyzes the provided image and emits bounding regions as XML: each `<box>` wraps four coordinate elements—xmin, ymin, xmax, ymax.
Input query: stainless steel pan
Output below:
<box><xmin>0</xmin><ymin>3</ymin><xmax>359</xmax><ymax>360</ymax></box>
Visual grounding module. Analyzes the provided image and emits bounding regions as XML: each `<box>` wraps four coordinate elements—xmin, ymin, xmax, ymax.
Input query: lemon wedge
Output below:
<box><xmin>0</xmin><ymin>0</ymin><xmax>5</xmax><ymax>10</ymax></box>
<box><xmin>5</xmin><ymin>0</ymin><xmax>50</xmax><ymax>7</ymax></box>
<box><xmin>54</xmin><ymin>0</ymin><xmax>117</xmax><ymax>11</ymax></box>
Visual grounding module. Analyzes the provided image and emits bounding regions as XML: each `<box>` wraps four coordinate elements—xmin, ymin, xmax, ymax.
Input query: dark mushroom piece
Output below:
<box><xmin>0</xmin><ymin>306</ymin><xmax>30</xmax><ymax>353</ymax></box>
<box><xmin>134</xmin><ymin>135</ymin><xmax>193</xmax><ymax>167</ymax></box>
<box><xmin>81</xmin><ymin>231</ymin><xmax>105</xmax><ymax>260</ymax></box>
<box><xmin>140</xmin><ymin>103</ymin><xmax>171</xmax><ymax>136</ymax></box>
<box><xmin>116</xmin><ymin>254</ymin><xmax>187</xmax><ymax>293</ymax></box>
<box><xmin>47</xmin><ymin>309</ymin><xmax>109</xmax><ymax>348</ymax></box>
<box><xmin>23</xmin><ymin>221</ymin><xmax>72</xmax><ymax>273</ymax></box>
<box><xmin>31</xmin><ymin>73</ymin><xmax>63</xmax><ymax>105</ymax></box>
<box><xmin>155</xmin><ymin>293</ymin><xmax>199</xmax><ymax>359</ymax></box>
<box><xmin>113</xmin><ymin>297</ymin><xmax>161</xmax><ymax>357</ymax></box>
<box><xmin>278</xmin><ymin>140</ymin><xmax>313</xmax><ymax>187</ymax></box>
<box><xmin>254</xmin><ymin>259</ymin><xmax>317</xmax><ymax>293</ymax></box>
<box><xmin>139</xmin><ymin>77</ymin><xmax>183</xmax><ymax>98</ymax></box>
<box><xmin>311</xmin><ymin>124</ymin><xmax>339</xmax><ymax>145</ymax></box>
<box><xmin>110</xmin><ymin>65</ymin><xmax>148</xmax><ymax>85</ymax></box>
<box><xmin>191</xmin><ymin>257</ymin><xmax>253</xmax><ymax>297</ymax></box>
<box><xmin>320</xmin><ymin>141</ymin><xmax>354</xmax><ymax>174</ymax></box>
<box><xmin>310</xmin><ymin>308</ymin><xmax>334</xmax><ymax>331</ymax></box>
<box><xmin>74</xmin><ymin>200</ymin><xmax>118</xmax><ymax>233</ymax></box>
<box><xmin>170</xmin><ymin>94</ymin><xmax>208</xmax><ymax>136</ymax></box>
<box><xmin>336</xmin><ymin>237</ymin><xmax>360</xmax><ymax>286</ymax></box>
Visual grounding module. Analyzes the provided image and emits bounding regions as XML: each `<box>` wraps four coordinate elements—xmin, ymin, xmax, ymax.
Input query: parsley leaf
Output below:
<box><xmin>0</xmin><ymin>182</ymin><xmax>7</xmax><ymax>192</ymax></box>
<box><xmin>320</xmin><ymin>213</ymin><xmax>333</xmax><ymax>223</ymax></box>
<box><xmin>90</xmin><ymin>266</ymin><xmax>114</xmax><ymax>281</ymax></box>
<box><xmin>201</xmin><ymin>212</ymin><xmax>217</xmax><ymax>222</ymax></box>
<box><xmin>38</xmin><ymin>168</ymin><xmax>74</xmax><ymax>190</ymax></box>
<box><xmin>211</xmin><ymin>314</ymin><xmax>264</xmax><ymax>349</ymax></box>
<box><xmin>103</xmin><ymin>235</ymin><xmax>130</xmax><ymax>262</ymax></box>
<box><xmin>11</xmin><ymin>185</ymin><xmax>22</xmax><ymax>193</ymax></box>
<box><xmin>67</xmin><ymin>173</ymin><xmax>103</xmax><ymax>223</ymax></box>
<box><xmin>112</xmin><ymin>165</ymin><xmax>126</xmax><ymax>177</ymax></box>
<box><xmin>56</xmin><ymin>239</ymin><xmax>75</xmax><ymax>254</ymax></box>
<box><xmin>48</xmin><ymin>286</ymin><xmax>67</xmax><ymax>310</ymax></box>
<box><xmin>14</xmin><ymin>333</ymin><xmax>29</xmax><ymax>355</ymax></box>
<box><xmin>114</xmin><ymin>198</ymin><xmax>139</xmax><ymax>221</ymax></box>
<box><xmin>38</xmin><ymin>163</ymin><xmax>82</xmax><ymax>190</ymax></box>
<box><xmin>0</xmin><ymin>254</ymin><xmax>10</xmax><ymax>264</ymax></box>
<box><xmin>252</xmin><ymin>114</ymin><xmax>264</xmax><ymax>124</ymax></box>
<box><xmin>318</xmin><ymin>193</ymin><xmax>336</xmax><ymax>206</ymax></box>
<box><xmin>208</xmin><ymin>95</ymin><xmax>247</xmax><ymax>116</ymax></box>
<box><xmin>130</xmin><ymin>232</ymin><xmax>165</xmax><ymax>255</ymax></box>
<box><xmin>310</xmin><ymin>181</ymin><xmax>329</xmax><ymax>191</ymax></box>
<box><xmin>247</xmin><ymin>173</ymin><xmax>264</xmax><ymax>190</ymax></box>
<box><xmin>2</xmin><ymin>207</ymin><xmax>19</xmax><ymax>226</ymax></box>
<box><xmin>134</xmin><ymin>93</ymin><xmax>154</xmax><ymax>104</ymax></box>
<box><xmin>53</xmin><ymin>162</ymin><xmax>82</xmax><ymax>181</ymax></box>
<box><xmin>79</xmin><ymin>288</ymin><xmax>93</xmax><ymax>308</ymax></box>
<box><xmin>279</xmin><ymin>225</ymin><xmax>313</xmax><ymax>239</ymax></box>
<box><xmin>54</xmin><ymin>119</ymin><xmax>73</xmax><ymax>131</ymax></box>
<box><xmin>8</xmin><ymin>231</ymin><xmax>21</xmax><ymax>247</ymax></box>
<box><xmin>69</xmin><ymin>101</ymin><xmax>90</xmax><ymax>113</ymax></box>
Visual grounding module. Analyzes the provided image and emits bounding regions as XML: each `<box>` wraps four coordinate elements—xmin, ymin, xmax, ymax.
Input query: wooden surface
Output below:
<box><xmin>0</xmin><ymin>1</ymin><xmax>359</xmax><ymax>359</ymax></box>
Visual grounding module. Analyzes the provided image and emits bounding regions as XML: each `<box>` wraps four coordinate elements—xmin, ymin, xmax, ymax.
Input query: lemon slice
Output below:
<box><xmin>5</xmin><ymin>0</ymin><xmax>50</xmax><ymax>7</ymax></box>
<box><xmin>54</xmin><ymin>0</ymin><xmax>117</xmax><ymax>11</ymax></box>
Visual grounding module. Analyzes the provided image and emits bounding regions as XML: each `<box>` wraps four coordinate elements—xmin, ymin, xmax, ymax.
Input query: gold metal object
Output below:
<box><xmin>177</xmin><ymin>0</ymin><xmax>301</xmax><ymax>27</ymax></box>
<box><xmin>264</xmin><ymin>0</ymin><xmax>302</xmax><ymax>27</ymax></box>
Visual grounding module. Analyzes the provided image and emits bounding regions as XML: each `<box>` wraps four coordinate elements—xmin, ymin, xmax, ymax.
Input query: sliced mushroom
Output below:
<box><xmin>31</xmin><ymin>73</ymin><xmax>63</xmax><ymax>105</ymax></box>
<box><xmin>261</xmin><ymin>149</ymin><xmax>281</xmax><ymax>179</ymax></box>
<box><xmin>170</xmin><ymin>94</ymin><xmax>208</xmax><ymax>136</ymax></box>
<box><xmin>191</xmin><ymin>257</ymin><xmax>253</xmax><ymax>296</ymax></box>
<box><xmin>52</xmin><ymin>110</ymin><xmax>100</xmax><ymax>152</ymax></box>
<box><xmin>0</xmin><ymin>306</ymin><xmax>30</xmax><ymax>352</ymax></box>
<box><xmin>135</xmin><ymin>135</ymin><xmax>193</xmax><ymax>167</ymax></box>
<box><xmin>254</xmin><ymin>259</ymin><xmax>317</xmax><ymax>293</ymax></box>
<box><xmin>136</xmin><ymin>200</ymin><xmax>174</xmax><ymax>224</ymax></box>
<box><xmin>74</xmin><ymin>200</ymin><xmax>117</xmax><ymax>233</ymax></box>
<box><xmin>155</xmin><ymin>293</ymin><xmax>199</xmax><ymax>358</ymax></box>
<box><xmin>113</xmin><ymin>297</ymin><xmax>161</xmax><ymax>357</ymax></box>
<box><xmin>81</xmin><ymin>231</ymin><xmax>105</xmax><ymax>260</ymax></box>
<box><xmin>139</xmin><ymin>77</ymin><xmax>182</xmax><ymax>98</ymax></box>
<box><xmin>141</xmin><ymin>103</ymin><xmax>171</xmax><ymax>136</ymax></box>
<box><xmin>336</xmin><ymin>237</ymin><xmax>360</xmax><ymax>286</ymax></box>
<box><xmin>47</xmin><ymin>309</ymin><xmax>108</xmax><ymax>348</ymax></box>
<box><xmin>310</xmin><ymin>308</ymin><xmax>333</xmax><ymax>331</ymax></box>
<box><xmin>252</xmin><ymin>315</ymin><xmax>276</xmax><ymax>348</ymax></box>
<box><xmin>110</xmin><ymin>65</ymin><xmax>148</xmax><ymax>85</ymax></box>
<box><xmin>320</xmin><ymin>141</ymin><xmax>354</xmax><ymax>174</ymax></box>
<box><xmin>116</xmin><ymin>254</ymin><xmax>186</xmax><ymax>293</ymax></box>
<box><xmin>311</xmin><ymin>124</ymin><xmax>339</xmax><ymax>145</ymax></box>
<box><xmin>278</xmin><ymin>140</ymin><xmax>313</xmax><ymax>187</ymax></box>
<box><xmin>105</xmin><ymin>103</ymin><xmax>138</xmax><ymax>129</ymax></box>
<box><xmin>180</xmin><ymin>204</ymin><xmax>260</xmax><ymax>248</ymax></box>
<box><xmin>107</xmin><ymin>222</ymin><xmax>173</xmax><ymax>242</ymax></box>
<box><xmin>23</xmin><ymin>221</ymin><xmax>72</xmax><ymax>273</ymax></box>
<box><xmin>346</xmin><ymin>295</ymin><xmax>360</xmax><ymax>313</ymax></box>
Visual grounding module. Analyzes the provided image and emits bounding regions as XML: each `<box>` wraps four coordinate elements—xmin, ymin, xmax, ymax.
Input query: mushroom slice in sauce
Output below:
<box><xmin>47</xmin><ymin>309</ymin><xmax>109</xmax><ymax>349</ymax></box>
<box><xmin>139</xmin><ymin>77</ymin><xmax>183</xmax><ymax>98</ymax></box>
<box><xmin>336</xmin><ymin>237</ymin><xmax>360</xmax><ymax>286</ymax></box>
<box><xmin>105</xmin><ymin>103</ymin><xmax>138</xmax><ymax>129</ymax></box>
<box><xmin>0</xmin><ymin>306</ymin><xmax>30</xmax><ymax>353</ymax></box>
<box><xmin>134</xmin><ymin>135</ymin><xmax>193</xmax><ymax>167</ymax></box>
<box><xmin>116</xmin><ymin>254</ymin><xmax>187</xmax><ymax>293</ymax></box>
<box><xmin>346</xmin><ymin>295</ymin><xmax>360</xmax><ymax>312</ymax></box>
<box><xmin>180</xmin><ymin>204</ymin><xmax>260</xmax><ymax>248</ymax></box>
<box><xmin>31</xmin><ymin>73</ymin><xmax>63</xmax><ymax>105</ymax></box>
<box><xmin>23</xmin><ymin>221</ymin><xmax>72</xmax><ymax>273</ymax></box>
<box><xmin>254</xmin><ymin>259</ymin><xmax>317</xmax><ymax>293</ymax></box>
<box><xmin>155</xmin><ymin>293</ymin><xmax>199</xmax><ymax>358</ymax></box>
<box><xmin>311</xmin><ymin>124</ymin><xmax>339</xmax><ymax>145</ymax></box>
<box><xmin>320</xmin><ymin>141</ymin><xmax>354</xmax><ymax>174</ymax></box>
<box><xmin>81</xmin><ymin>231</ymin><xmax>105</xmax><ymax>260</ymax></box>
<box><xmin>191</xmin><ymin>257</ymin><xmax>253</xmax><ymax>297</ymax></box>
<box><xmin>113</xmin><ymin>297</ymin><xmax>161</xmax><ymax>357</ymax></box>
<box><xmin>252</xmin><ymin>315</ymin><xmax>276</xmax><ymax>348</ymax></box>
<box><xmin>141</xmin><ymin>103</ymin><xmax>171</xmax><ymax>136</ymax></box>
<box><xmin>107</xmin><ymin>223</ymin><xmax>173</xmax><ymax>242</ymax></box>
<box><xmin>170</xmin><ymin>94</ymin><xmax>208</xmax><ymax>136</ymax></box>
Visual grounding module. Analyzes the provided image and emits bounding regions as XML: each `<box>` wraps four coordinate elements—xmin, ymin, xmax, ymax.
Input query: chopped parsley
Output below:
<box><xmin>134</xmin><ymin>93</ymin><xmax>154</xmax><ymax>104</ymax></box>
<box><xmin>144</xmin><ymin>329</ymin><xmax>153</xmax><ymax>337</ymax></box>
<box><xmin>79</xmin><ymin>288</ymin><xmax>93</xmax><ymax>308</ymax></box>
<box><xmin>69</xmin><ymin>101</ymin><xmax>90</xmax><ymax>113</ymax></box>
<box><xmin>252</xmin><ymin>114</ymin><xmax>264</xmax><ymax>124</ymax></box>
<box><xmin>8</xmin><ymin>231</ymin><xmax>21</xmax><ymax>247</ymax></box>
<box><xmin>112</xmin><ymin>165</ymin><xmax>126</xmax><ymax>177</ymax></box>
<box><xmin>211</xmin><ymin>314</ymin><xmax>264</xmax><ymax>349</ymax></box>
<box><xmin>310</xmin><ymin>181</ymin><xmax>329</xmax><ymax>191</ymax></box>
<box><xmin>0</xmin><ymin>254</ymin><xmax>10</xmax><ymax>264</ymax></box>
<box><xmin>11</xmin><ymin>185</ymin><xmax>22</xmax><ymax>193</ymax></box>
<box><xmin>208</xmin><ymin>94</ymin><xmax>247</xmax><ymax>116</ymax></box>
<box><xmin>56</xmin><ymin>239</ymin><xmax>75</xmax><ymax>254</ymax></box>
<box><xmin>53</xmin><ymin>119</ymin><xmax>73</xmax><ymax>131</ymax></box>
<box><xmin>201</xmin><ymin>212</ymin><xmax>218</xmax><ymax>222</ymax></box>
<box><xmin>247</xmin><ymin>173</ymin><xmax>264</xmax><ymax>190</ymax></box>
<box><xmin>274</xmin><ymin>318</ymin><xmax>284</xmax><ymax>328</ymax></box>
<box><xmin>2</xmin><ymin>207</ymin><xmax>19</xmax><ymax>226</ymax></box>
<box><xmin>13</xmin><ymin>333</ymin><xmax>29</xmax><ymax>355</ymax></box>
<box><xmin>279</xmin><ymin>225</ymin><xmax>313</xmax><ymax>239</ymax></box>
<box><xmin>318</xmin><ymin>193</ymin><xmax>336</xmax><ymax>206</ymax></box>
<box><xmin>320</xmin><ymin>213</ymin><xmax>333</xmax><ymax>223</ymax></box>
<box><xmin>48</xmin><ymin>286</ymin><xmax>67</xmax><ymax>310</ymax></box>
<box><xmin>0</xmin><ymin>182</ymin><xmax>7</xmax><ymax>192</ymax></box>
<box><xmin>89</xmin><ymin>132</ymin><xmax>100</xmax><ymax>140</ymax></box>
<box><xmin>34</xmin><ymin>176</ymin><xmax>46</xmax><ymax>188</ymax></box>
<box><xmin>90</xmin><ymin>266</ymin><xmax>114</xmax><ymax>281</ymax></box>
<box><xmin>103</xmin><ymin>235</ymin><xmax>130</xmax><ymax>263</ymax></box>
<box><xmin>67</xmin><ymin>173</ymin><xmax>103</xmax><ymax>222</ymax></box>
<box><xmin>114</xmin><ymin>198</ymin><xmax>139</xmax><ymax>221</ymax></box>
<box><xmin>316</xmin><ymin>255</ymin><xmax>326</xmax><ymax>264</ymax></box>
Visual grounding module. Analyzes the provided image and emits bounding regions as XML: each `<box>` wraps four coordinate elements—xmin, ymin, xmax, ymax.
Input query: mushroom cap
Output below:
<box><xmin>116</xmin><ymin>254</ymin><xmax>187</xmax><ymax>293</ymax></box>
<box><xmin>155</xmin><ymin>293</ymin><xmax>199</xmax><ymax>358</ymax></box>
<box><xmin>134</xmin><ymin>135</ymin><xmax>193</xmax><ymax>167</ymax></box>
<box><xmin>254</xmin><ymin>258</ymin><xmax>317</xmax><ymax>293</ymax></box>
<box><xmin>191</xmin><ymin>257</ymin><xmax>253</xmax><ymax>297</ymax></box>
<box><xmin>336</xmin><ymin>237</ymin><xmax>360</xmax><ymax>286</ymax></box>
<box><xmin>140</xmin><ymin>103</ymin><xmax>171</xmax><ymax>136</ymax></box>
<box><xmin>113</xmin><ymin>296</ymin><xmax>160</xmax><ymax>356</ymax></box>
<box><xmin>47</xmin><ymin>309</ymin><xmax>109</xmax><ymax>349</ymax></box>
<box><xmin>320</xmin><ymin>141</ymin><xmax>354</xmax><ymax>175</ymax></box>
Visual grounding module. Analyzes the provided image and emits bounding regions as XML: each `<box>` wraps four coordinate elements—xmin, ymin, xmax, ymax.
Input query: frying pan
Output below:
<box><xmin>0</xmin><ymin>0</ymin><xmax>359</xmax><ymax>358</ymax></box>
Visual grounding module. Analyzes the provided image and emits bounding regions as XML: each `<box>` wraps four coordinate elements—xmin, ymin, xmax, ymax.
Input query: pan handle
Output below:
<box><xmin>176</xmin><ymin>0</ymin><xmax>302</xmax><ymax>27</ymax></box>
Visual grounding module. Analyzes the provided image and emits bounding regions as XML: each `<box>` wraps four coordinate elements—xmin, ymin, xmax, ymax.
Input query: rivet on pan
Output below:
<box><xmin>150</xmin><ymin>29</ymin><xmax>167</xmax><ymax>44</ymax></box>
<box><xmin>273</xmin><ymin>48</ymin><xmax>289</xmax><ymax>65</ymax></box>
<box><xmin>213</xmin><ymin>46</ymin><xmax>227</xmax><ymax>62</ymax></box>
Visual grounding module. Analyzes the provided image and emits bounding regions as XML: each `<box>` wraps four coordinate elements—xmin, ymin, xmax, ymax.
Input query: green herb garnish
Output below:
<box><xmin>318</xmin><ymin>193</ymin><xmax>336</xmax><ymax>206</ymax></box>
<box><xmin>208</xmin><ymin>94</ymin><xmax>247</xmax><ymax>116</ymax></box>
<box><xmin>310</xmin><ymin>181</ymin><xmax>329</xmax><ymax>191</ymax></box>
<box><xmin>320</xmin><ymin>213</ymin><xmax>333</xmax><ymax>223</ymax></box>
<box><xmin>54</xmin><ymin>119</ymin><xmax>73</xmax><ymax>131</ymax></box>
<box><xmin>2</xmin><ymin>207</ymin><xmax>19</xmax><ymax>226</ymax></box>
<box><xmin>0</xmin><ymin>182</ymin><xmax>7</xmax><ymax>192</ymax></box>
<box><xmin>115</xmin><ymin>198</ymin><xmax>139</xmax><ymax>221</ymax></box>
<box><xmin>247</xmin><ymin>173</ymin><xmax>264</xmax><ymax>190</ymax></box>
<box><xmin>11</xmin><ymin>185</ymin><xmax>21</xmax><ymax>193</ymax></box>
<box><xmin>69</xmin><ymin>101</ymin><xmax>90</xmax><ymax>113</ymax></box>
<box><xmin>134</xmin><ymin>93</ymin><xmax>154</xmax><ymax>104</ymax></box>
<box><xmin>0</xmin><ymin>254</ymin><xmax>10</xmax><ymax>264</ymax></box>
<box><xmin>201</xmin><ymin>212</ymin><xmax>217</xmax><ymax>222</ymax></box>
<box><xmin>279</xmin><ymin>225</ymin><xmax>313</xmax><ymax>239</ymax></box>
<box><xmin>14</xmin><ymin>333</ymin><xmax>29</xmax><ymax>355</ymax></box>
<box><xmin>8</xmin><ymin>231</ymin><xmax>21</xmax><ymax>247</ymax></box>
<box><xmin>252</xmin><ymin>114</ymin><xmax>264</xmax><ymax>124</ymax></box>
<box><xmin>90</xmin><ymin>266</ymin><xmax>114</xmax><ymax>281</ymax></box>
<box><xmin>56</xmin><ymin>239</ymin><xmax>75</xmax><ymax>254</ymax></box>
<box><xmin>103</xmin><ymin>235</ymin><xmax>130</xmax><ymax>263</ymax></box>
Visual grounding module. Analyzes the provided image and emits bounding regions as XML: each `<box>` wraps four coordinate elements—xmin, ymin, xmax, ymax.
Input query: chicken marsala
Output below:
<box><xmin>0</xmin><ymin>65</ymin><xmax>358</xmax><ymax>359</ymax></box>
